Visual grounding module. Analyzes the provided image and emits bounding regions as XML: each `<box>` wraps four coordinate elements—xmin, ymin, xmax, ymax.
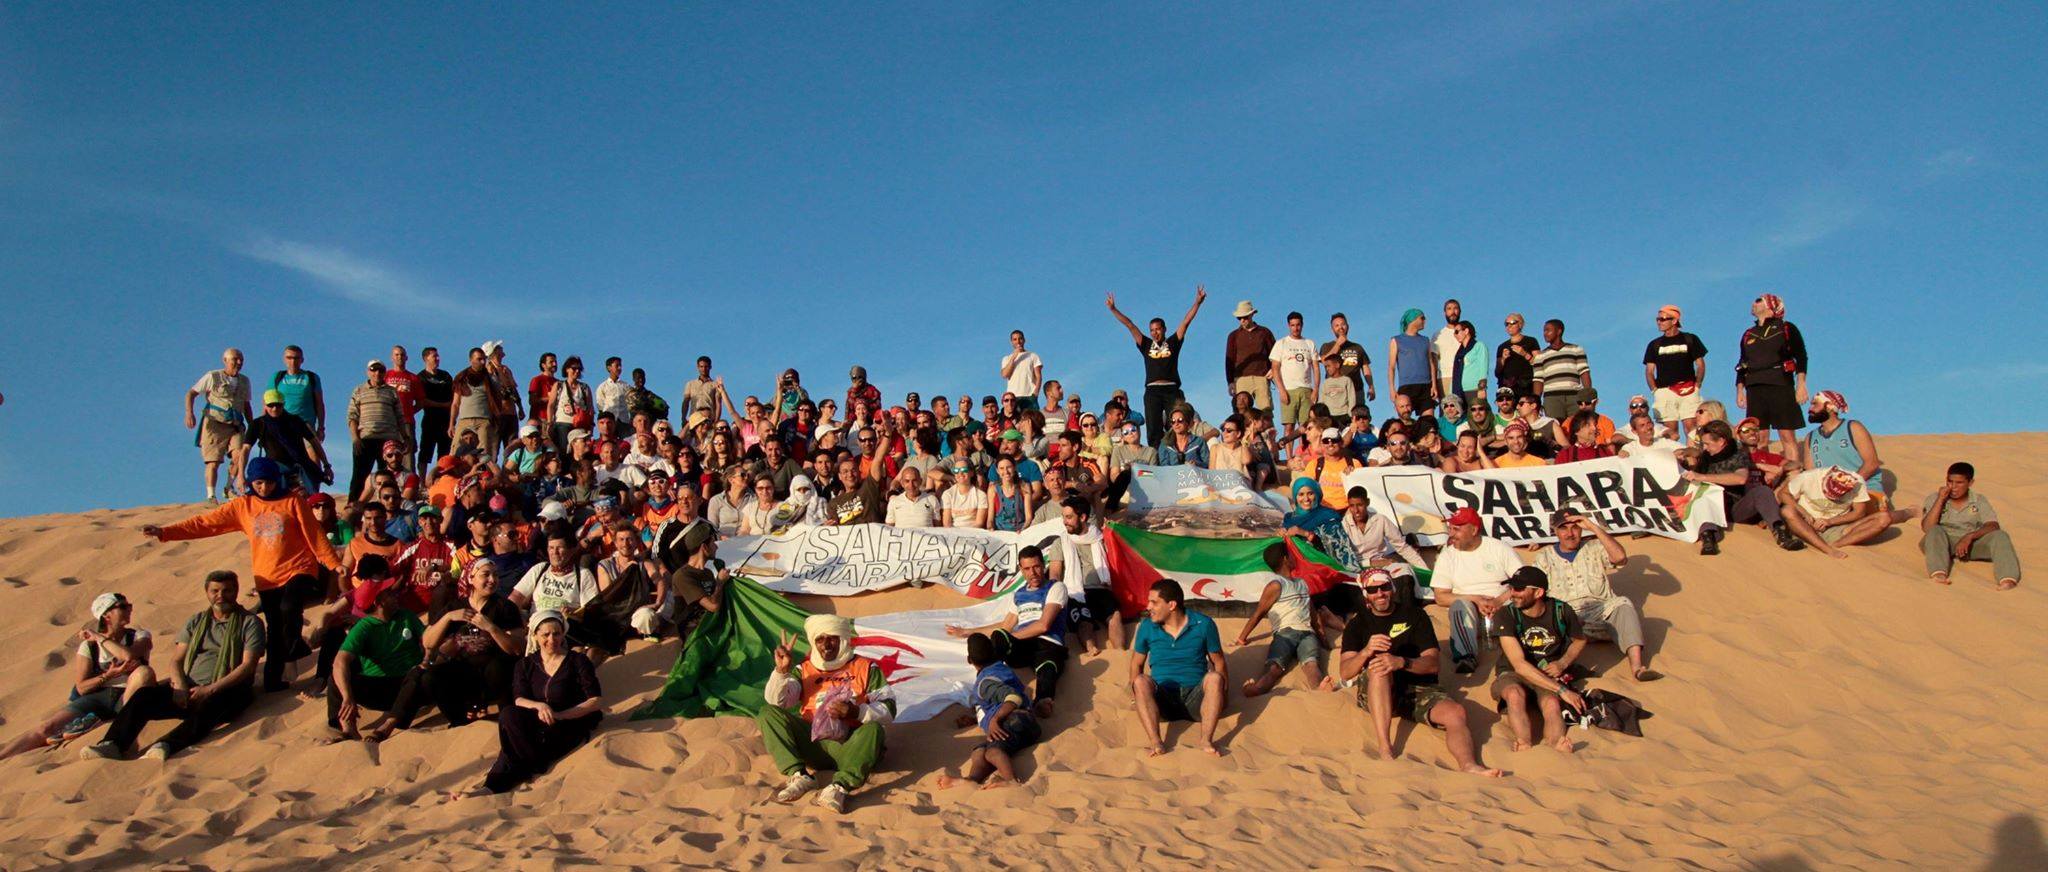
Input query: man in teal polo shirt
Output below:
<box><xmin>1130</xmin><ymin>579</ymin><xmax>1228</xmax><ymax>757</ymax></box>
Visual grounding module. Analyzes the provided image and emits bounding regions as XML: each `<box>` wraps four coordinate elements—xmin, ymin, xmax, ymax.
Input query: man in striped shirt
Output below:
<box><xmin>1532</xmin><ymin>319</ymin><xmax>1592</xmax><ymax>421</ymax></box>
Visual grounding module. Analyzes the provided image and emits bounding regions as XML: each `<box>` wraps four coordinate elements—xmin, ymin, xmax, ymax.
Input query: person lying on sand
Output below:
<box><xmin>1129</xmin><ymin>580</ymin><xmax>1227</xmax><ymax>757</ymax></box>
<box><xmin>1329</xmin><ymin>569</ymin><xmax>1502</xmax><ymax>777</ymax></box>
<box><xmin>1490</xmin><ymin>567</ymin><xmax>1589</xmax><ymax>755</ymax></box>
<box><xmin>758</xmin><ymin>615</ymin><xmax>895</xmax><ymax>814</ymax></box>
<box><xmin>938</xmin><ymin>633</ymin><xmax>1043</xmax><ymax>791</ymax></box>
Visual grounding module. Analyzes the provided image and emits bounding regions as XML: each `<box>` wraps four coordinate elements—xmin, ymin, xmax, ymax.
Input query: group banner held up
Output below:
<box><xmin>1341</xmin><ymin>453</ymin><xmax>1726</xmax><ymax>545</ymax></box>
<box><xmin>715</xmin><ymin>520</ymin><xmax>1067</xmax><ymax>599</ymax></box>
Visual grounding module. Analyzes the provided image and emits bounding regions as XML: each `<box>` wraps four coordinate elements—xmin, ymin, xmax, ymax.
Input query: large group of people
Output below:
<box><xmin>14</xmin><ymin>288</ymin><xmax>2019</xmax><ymax>811</ymax></box>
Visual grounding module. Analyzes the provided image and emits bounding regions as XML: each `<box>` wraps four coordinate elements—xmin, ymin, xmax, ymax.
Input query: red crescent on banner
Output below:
<box><xmin>1191</xmin><ymin>578</ymin><xmax>1218</xmax><ymax>598</ymax></box>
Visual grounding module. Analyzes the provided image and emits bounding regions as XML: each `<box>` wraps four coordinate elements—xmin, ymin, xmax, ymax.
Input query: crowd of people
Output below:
<box><xmin>14</xmin><ymin>289</ymin><xmax>2020</xmax><ymax>810</ymax></box>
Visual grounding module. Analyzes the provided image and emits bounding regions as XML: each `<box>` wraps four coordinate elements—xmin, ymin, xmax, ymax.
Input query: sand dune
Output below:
<box><xmin>1</xmin><ymin>434</ymin><xmax>2043</xmax><ymax>869</ymax></box>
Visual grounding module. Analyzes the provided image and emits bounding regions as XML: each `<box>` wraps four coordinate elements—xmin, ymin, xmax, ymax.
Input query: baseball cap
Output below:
<box><xmin>1506</xmin><ymin>565</ymin><xmax>1549</xmax><ymax>590</ymax></box>
<box><xmin>1737</xmin><ymin>416</ymin><xmax>1763</xmax><ymax>430</ymax></box>
<box><xmin>366</xmin><ymin>359</ymin><xmax>385</xmax><ymax>370</ymax></box>
<box><xmin>306</xmin><ymin>492</ymin><xmax>335</xmax><ymax>508</ymax></box>
<box><xmin>566</xmin><ymin>429</ymin><xmax>590</xmax><ymax>443</ymax></box>
<box><xmin>1321</xmin><ymin>427</ymin><xmax>1342</xmax><ymax>441</ymax></box>
<box><xmin>519</xmin><ymin>423</ymin><xmax>540</xmax><ymax>438</ymax></box>
<box><xmin>90</xmin><ymin>592</ymin><xmax>130</xmax><ymax>620</ymax></box>
<box><xmin>416</xmin><ymin>505</ymin><xmax>442</xmax><ymax>518</ymax></box>
<box><xmin>1001</xmin><ymin>429</ymin><xmax>1024</xmax><ymax>442</ymax></box>
<box><xmin>1579</xmin><ymin>387</ymin><xmax>1599</xmax><ymax>403</ymax></box>
<box><xmin>538</xmin><ymin>501</ymin><xmax>570</xmax><ymax>522</ymax></box>
<box><xmin>1447</xmin><ymin>507</ymin><xmax>1483</xmax><ymax>527</ymax></box>
<box><xmin>262</xmin><ymin>389</ymin><xmax>285</xmax><ymax>406</ymax></box>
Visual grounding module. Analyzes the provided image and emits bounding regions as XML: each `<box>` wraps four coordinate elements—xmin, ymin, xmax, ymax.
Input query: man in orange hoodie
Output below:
<box><xmin>143</xmin><ymin>458</ymin><xmax>342</xmax><ymax>693</ymax></box>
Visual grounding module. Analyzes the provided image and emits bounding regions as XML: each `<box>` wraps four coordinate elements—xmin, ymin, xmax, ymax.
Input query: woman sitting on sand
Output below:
<box><xmin>450</xmin><ymin>610</ymin><xmax>603</xmax><ymax>799</ymax></box>
<box><xmin>0</xmin><ymin>593</ymin><xmax>155</xmax><ymax>761</ymax></box>
<box><xmin>362</xmin><ymin>559</ymin><xmax>524</xmax><ymax>741</ymax></box>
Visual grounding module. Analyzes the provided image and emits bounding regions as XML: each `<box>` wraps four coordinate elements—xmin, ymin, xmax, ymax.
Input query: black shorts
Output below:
<box><xmin>1076</xmin><ymin>588</ymin><xmax>1120</xmax><ymax>626</ymax></box>
<box><xmin>1397</xmin><ymin>383</ymin><xmax>1435</xmax><ymax>415</ymax></box>
<box><xmin>1744</xmin><ymin>382</ymin><xmax>1803</xmax><ymax>431</ymax></box>
<box><xmin>1152</xmin><ymin>682</ymin><xmax>1205</xmax><ymax>722</ymax></box>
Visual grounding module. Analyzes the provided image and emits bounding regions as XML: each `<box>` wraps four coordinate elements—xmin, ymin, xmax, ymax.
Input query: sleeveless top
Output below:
<box><xmin>992</xmin><ymin>484</ymin><xmax>1025</xmax><ymax>531</ymax></box>
<box><xmin>1805</xmin><ymin>421</ymin><xmax>1879</xmax><ymax>490</ymax></box>
<box><xmin>1391</xmin><ymin>334</ymin><xmax>1432</xmax><ymax>388</ymax></box>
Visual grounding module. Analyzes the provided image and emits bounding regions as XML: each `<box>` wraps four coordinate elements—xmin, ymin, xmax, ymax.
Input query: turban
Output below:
<box><xmin>1399</xmin><ymin>308</ymin><xmax>1425</xmax><ymax>331</ymax></box>
<box><xmin>1814</xmin><ymin>389</ymin><xmax>1848</xmax><ymax>415</ymax></box>
<box><xmin>804</xmin><ymin>613</ymin><xmax>857</xmax><ymax>671</ymax></box>
<box><xmin>1758</xmin><ymin>293</ymin><xmax>1785</xmax><ymax>319</ymax></box>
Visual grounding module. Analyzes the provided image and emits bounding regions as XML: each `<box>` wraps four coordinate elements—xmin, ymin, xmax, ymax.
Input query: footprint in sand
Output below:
<box><xmin>58</xmin><ymin>576</ymin><xmax>81</xmax><ymax>586</ymax></box>
<box><xmin>3</xmin><ymin>577</ymin><xmax>24</xmax><ymax>588</ymax></box>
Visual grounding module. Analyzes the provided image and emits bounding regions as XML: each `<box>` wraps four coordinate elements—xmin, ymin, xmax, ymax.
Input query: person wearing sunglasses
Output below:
<box><xmin>1156</xmin><ymin>407</ymin><xmax>1210</xmax><ymax>468</ymax></box>
<box><xmin>1291</xmin><ymin>427</ymin><xmax>1359</xmax><ymax>504</ymax></box>
<box><xmin>1735</xmin><ymin>293</ymin><xmax>1808</xmax><ymax>455</ymax></box>
<box><xmin>247</xmin><ymin>387</ymin><xmax>332</xmax><ymax>492</ymax></box>
<box><xmin>1642</xmin><ymin>305</ymin><xmax>1709</xmax><ymax>441</ymax></box>
<box><xmin>1333</xmin><ymin>569</ymin><xmax>1501</xmax><ymax>777</ymax></box>
<box><xmin>1</xmin><ymin>593</ymin><xmax>155</xmax><ymax>761</ymax></box>
<box><xmin>1495</xmin><ymin>313</ymin><xmax>1540</xmax><ymax>401</ymax></box>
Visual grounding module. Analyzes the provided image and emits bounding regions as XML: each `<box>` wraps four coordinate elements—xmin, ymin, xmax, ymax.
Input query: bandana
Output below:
<box><xmin>1657</xmin><ymin>304</ymin><xmax>1682</xmax><ymax>323</ymax></box>
<box><xmin>1815</xmin><ymin>389</ymin><xmax>1848</xmax><ymax>415</ymax></box>
<box><xmin>1821</xmin><ymin>467</ymin><xmax>1861</xmax><ymax>500</ymax></box>
<box><xmin>1398</xmin><ymin>308</ymin><xmax>1425</xmax><ymax>331</ymax></box>
<box><xmin>1758</xmin><ymin>293</ymin><xmax>1785</xmax><ymax>319</ymax></box>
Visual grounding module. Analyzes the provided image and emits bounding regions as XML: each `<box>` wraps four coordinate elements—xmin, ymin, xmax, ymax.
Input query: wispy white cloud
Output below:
<box><xmin>1941</xmin><ymin>361</ymin><xmax>2048</xmax><ymax>382</ymax></box>
<box><xmin>1922</xmin><ymin>147</ymin><xmax>1980</xmax><ymax>180</ymax></box>
<box><xmin>237</xmin><ymin>235</ymin><xmax>463</xmax><ymax>314</ymax></box>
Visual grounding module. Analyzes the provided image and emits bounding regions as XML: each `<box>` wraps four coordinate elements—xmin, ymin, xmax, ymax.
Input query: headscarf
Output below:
<box><xmin>1657</xmin><ymin>304</ymin><xmax>1682</xmax><ymax>324</ymax></box>
<box><xmin>1821</xmin><ymin>467</ymin><xmax>1861</xmax><ymax>500</ymax></box>
<box><xmin>1285</xmin><ymin>478</ymin><xmax>1357</xmax><ymax>570</ymax></box>
<box><xmin>804</xmin><ymin>613</ymin><xmax>856</xmax><ymax>671</ymax></box>
<box><xmin>773</xmin><ymin>474</ymin><xmax>825</xmax><ymax>530</ymax></box>
<box><xmin>1814</xmin><ymin>389</ymin><xmax>1848</xmax><ymax>415</ymax></box>
<box><xmin>1398</xmin><ymin>308</ymin><xmax>1425</xmax><ymax>332</ymax></box>
<box><xmin>245</xmin><ymin>457</ymin><xmax>287</xmax><ymax>497</ymax></box>
<box><xmin>1758</xmin><ymin>293</ymin><xmax>1785</xmax><ymax>320</ymax></box>
<box><xmin>528</xmin><ymin>608</ymin><xmax>566</xmax><ymax>633</ymax></box>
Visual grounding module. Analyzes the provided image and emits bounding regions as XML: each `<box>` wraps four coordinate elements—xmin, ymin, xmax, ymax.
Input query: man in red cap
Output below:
<box><xmin>1431</xmin><ymin>506</ymin><xmax>1523</xmax><ymax>674</ymax></box>
<box><xmin>1777</xmin><ymin>465</ymin><xmax>1894</xmax><ymax>559</ymax></box>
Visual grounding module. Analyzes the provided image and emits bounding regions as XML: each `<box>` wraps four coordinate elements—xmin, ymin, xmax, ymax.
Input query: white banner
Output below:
<box><xmin>1125</xmin><ymin>464</ymin><xmax>1289</xmax><ymax>514</ymax></box>
<box><xmin>719</xmin><ymin>520</ymin><xmax>1068</xmax><ymax>598</ymax></box>
<box><xmin>1341</xmin><ymin>454</ymin><xmax>1726</xmax><ymax>545</ymax></box>
<box><xmin>851</xmin><ymin>597</ymin><xmax>1017</xmax><ymax>722</ymax></box>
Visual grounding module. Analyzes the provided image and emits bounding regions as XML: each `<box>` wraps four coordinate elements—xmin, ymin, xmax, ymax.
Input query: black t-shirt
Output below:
<box><xmin>1341</xmin><ymin>604</ymin><xmax>1438</xmax><ymax>688</ymax></box>
<box><xmin>827</xmin><ymin>478</ymin><xmax>888</xmax><ymax>525</ymax></box>
<box><xmin>1138</xmin><ymin>335</ymin><xmax>1184</xmax><ymax>387</ymax></box>
<box><xmin>1642</xmin><ymin>332</ymin><xmax>1709</xmax><ymax>388</ymax></box>
<box><xmin>248</xmin><ymin>413</ymin><xmax>319</xmax><ymax>470</ymax></box>
<box><xmin>1496</xmin><ymin>336</ymin><xmax>1540</xmax><ymax>389</ymax></box>
<box><xmin>1489</xmin><ymin>599</ymin><xmax>1584</xmax><ymax>675</ymax></box>
<box><xmin>418</xmin><ymin>369</ymin><xmax>455</xmax><ymax>419</ymax></box>
<box><xmin>1319</xmin><ymin>340</ymin><xmax>1370</xmax><ymax>396</ymax></box>
<box><xmin>427</xmin><ymin>591</ymin><xmax>523</xmax><ymax>666</ymax></box>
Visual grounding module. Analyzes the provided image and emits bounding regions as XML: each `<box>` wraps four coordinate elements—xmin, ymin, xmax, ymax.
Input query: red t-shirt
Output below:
<box><xmin>385</xmin><ymin>369</ymin><xmax>422</xmax><ymax>420</ymax></box>
<box><xmin>529</xmin><ymin>374</ymin><xmax>559</xmax><ymax>420</ymax></box>
<box><xmin>393</xmin><ymin>538</ymin><xmax>454</xmax><ymax>613</ymax></box>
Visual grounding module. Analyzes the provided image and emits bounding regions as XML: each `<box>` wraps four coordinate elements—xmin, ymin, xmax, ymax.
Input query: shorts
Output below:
<box><xmin>1490</xmin><ymin>672</ymin><xmax>1565</xmax><ymax>705</ymax></box>
<box><xmin>1233</xmin><ymin>376</ymin><xmax>1274</xmax><ymax>411</ymax></box>
<box><xmin>976</xmin><ymin>710</ymin><xmax>1043</xmax><ymax>756</ymax></box>
<box><xmin>454</xmin><ymin>417</ymin><xmax>496</xmax><ymax>451</ymax></box>
<box><xmin>1396</xmin><ymin>383</ymin><xmax>1434</xmax><ymax>415</ymax></box>
<box><xmin>1279</xmin><ymin>387</ymin><xmax>1314</xmax><ymax>426</ymax></box>
<box><xmin>1353</xmin><ymin>675</ymin><xmax>1452</xmax><ymax>728</ymax></box>
<box><xmin>200</xmin><ymin>417</ymin><xmax>246</xmax><ymax>463</ymax></box>
<box><xmin>1318</xmin><ymin>380</ymin><xmax>1359</xmax><ymax>417</ymax></box>
<box><xmin>1266</xmin><ymin>626</ymin><xmax>1322</xmax><ymax>670</ymax></box>
<box><xmin>1818</xmin><ymin>523</ymin><xmax>1851</xmax><ymax>544</ymax></box>
<box><xmin>66</xmin><ymin>686</ymin><xmax>124</xmax><ymax>719</ymax></box>
<box><xmin>1541</xmin><ymin>389</ymin><xmax>1580</xmax><ymax>422</ymax></box>
<box><xmin>1077</xmin><ymin>588</ymin><xmax>1120</xmax><ymax>626</ymax></box>
<box><xmin>1310</xmin><ymin>585</ymin><xmax>1365</xmax><ymax>620</ymax></box>
<box><xmin>1742</xmin><ymin>382</ymin><xmax>1802</xmax><ymax>431</ymax></box>
<box><xmin>1152</xmin><ymin>682</ymin><xmax>1206</xmax><ymax>722</ymax></box>
<box><xmin>1653</xmin><ymin>386</ymin><xmax>1702</xmax><ymax>422</ymax></box>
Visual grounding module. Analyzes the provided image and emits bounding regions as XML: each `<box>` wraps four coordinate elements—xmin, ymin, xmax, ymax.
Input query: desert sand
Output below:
<box><xmin>1</xmin><ymin>434</ymin><xmax>2043</xmax><ymax>870</ymax></box>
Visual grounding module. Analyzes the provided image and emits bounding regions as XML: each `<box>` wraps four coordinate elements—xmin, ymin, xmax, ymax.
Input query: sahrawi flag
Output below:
<box><xmin>634</xmin><ymin>576</ymin><xmax>1014</xmax><ymax>723</ymax></box>
<box><xmin>1102</xmin><ymin>522</ymin><xmax>1434</xmax><ymax>619</ymax></box>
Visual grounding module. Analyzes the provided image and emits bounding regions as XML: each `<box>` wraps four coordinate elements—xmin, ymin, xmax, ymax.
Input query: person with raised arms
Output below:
<box><xmin>1106</xmin><ymin>286</ymin><xmax>1205</xmax><ymax>446</ymax></box>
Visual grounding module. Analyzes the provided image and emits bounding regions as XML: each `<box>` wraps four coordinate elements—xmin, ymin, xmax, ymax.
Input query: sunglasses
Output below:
<box><xmin>1363</xmin><ymin>584</ymin><xmax>1394</xmax><ymax>594</ymax></box>
<box><xmin>1321</xmin><ymin>438</ymin><xmax>1340</xmax><ymax>444</ymax></box>
<box><xmin>1738</xmin><ymin>426</ymin><xmax>1760</xmax><ymax>434</ymax></box>
<box><xmin>1656</xmin><ymin>316</ymin><xmax>1675</xmax><ymax>322</ymax></box>
<box><xmin>1222</xmin><ymin>426</ymin><xmax>1240</xmax><ymax>433</ymax></box>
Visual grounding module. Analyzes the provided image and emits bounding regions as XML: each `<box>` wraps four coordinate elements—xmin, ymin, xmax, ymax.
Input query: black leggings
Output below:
<box><xmin>259</xmin><ymin>574</ymin><xmax>323</xmax><ymax>691</ymax></box>
<box><xmin>992</xmin><ymin>631</ymin><xmax>1068</xmax><ymax>703</ymax></box>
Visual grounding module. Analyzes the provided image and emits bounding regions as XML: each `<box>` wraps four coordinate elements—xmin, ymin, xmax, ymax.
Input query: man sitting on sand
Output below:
<box><xmin>1777</xmin><ymin>466</ymin><xmax>1895</xmax><ymax>558</ymax></box>
<box><xmin>1921</xmin><ymin>462</ymin><xmax>2020</xmax><ymax>590</ymax></box>
<box><xmin>760</xmin><ymin>615</ymin><xmax>896</xmax><ymax>814</ymax></box>
<box><xmin>938</xmin><ymin>632</ymin><xmax>1043</xmax><ymax>791</ymax></box>
<box><xmin>1432</xmin><ymin>507</ymin><xmax>1521</xmax><ymax>674</ymax></box>
<box><xmin>1531</xmin><ymin>510</ymin><xmax>1661</xmax><ymax>681</ymax></box>
<box><xmin>84</xmin><ymin>570</ymin><xmax>264</xmax><ymax>761</ymax></box>
<box><xmin>1130</xmin><ymin>580</ymin><xmax>1227</xmax><ymax>756</ymax></box>
<box><xmin>1334</xmin><ymin>569</ymin><xmax>1501</xmax><ymax>777</ymax></box>
<box><xmin>1490</xmin><ymin>567</ymin><xmax>1589</xmax><ymax>755</ymax></box>
<box><xmin>945</xmin><ymin>546</ymin><xmax>1068</xmax><ymax>717</ymax></box>
<box><xmin>1236</xmin><ymin>542</ymin><xmax>1324</xmax><ymax>697</ymax></box>
<box><xmin>325</xmin><ymin>582</ymin><xmax>426</xmax><ymax>742</ymax></box>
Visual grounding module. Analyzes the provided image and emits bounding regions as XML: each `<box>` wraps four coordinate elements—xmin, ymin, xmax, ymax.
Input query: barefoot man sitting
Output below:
<box><xmin>1334</xmin><ymin>569</ymin><xmax>1502</xmax><ymax>777</ymax></box>
<box><xmin>1491</xmin><ymin>566</ymin><xmax>1589</xmax><ymax>755</ymax></box>
<box><xmin>1130</xmin><ymin>580</ymin><xmax>1227</xmax><ymax>756</ymax></box>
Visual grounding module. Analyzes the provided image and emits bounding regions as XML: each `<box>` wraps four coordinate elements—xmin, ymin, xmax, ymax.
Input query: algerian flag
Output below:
<box><xmin>1102</xmin><ymin>522</ymin><xmax>1431</xmax><ymax>619</ymax></box>
<box><xmin>633</xmin><ymin>576</ymin><xmax>1014</xmax><ymax>724</ymax></box>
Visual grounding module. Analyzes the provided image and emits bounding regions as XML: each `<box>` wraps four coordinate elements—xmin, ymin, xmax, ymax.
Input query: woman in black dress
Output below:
<box><xmin>449</xmin><ymin>609</ymin><xmax>603</xmax><ymax>798</ymax></box>
<box><xmin>1735</xmin><ymin>293</ymin><xmax>1808</xmax><ymax>458</ymax></box>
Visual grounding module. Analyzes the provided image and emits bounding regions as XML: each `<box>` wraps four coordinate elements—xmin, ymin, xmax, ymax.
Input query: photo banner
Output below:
<box><xmin>1341</xmin><ymin>454</ymin><xmax>1726</xmax><ymax>545</ymax></box>
<box><xmin>716</xmin><ymin>520</ymin><xmax>1068</xmax><ymax>598</ymax></box>
<box><xmin>1124</xmin><ymin>464</ymin><xmax>1290</xmax><ymax>514</ymax></box>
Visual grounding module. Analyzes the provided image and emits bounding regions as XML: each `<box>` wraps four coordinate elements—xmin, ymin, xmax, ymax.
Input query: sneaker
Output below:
<box><xmin>773</xmin><ymin>771</ymin><xmax>818</xmax><ymax>804</ymax></box>
<box><xmin>815</xmin><ymin>783</ymin><xmax>848</xmax><ymax>814</ymax></box>
<box><xmin>80</xmin><ymin>740</ymin><xmax>124</xmax><ymax>761</ymax></box>
<box><xmin>142</xmin><ymin>742</ymin><xmax>172</xmax><ymax>761</ymax></box>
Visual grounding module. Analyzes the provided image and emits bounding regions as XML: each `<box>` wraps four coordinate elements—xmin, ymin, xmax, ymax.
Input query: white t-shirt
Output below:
<box><xmin>942</xmin><ymin>487</ymin><xmax>988</xmax><ymax>527</ymax></box>
<box><xmin>515</xmin><ymin>563</ymin><xmax>601</xmax><ymax>614</ymax></box>
<box><xmin>1012</xmin><ymin>582</ymin><xmax>1071</xmax><ymax>647</ymax></box>
<box><xmin>886</xmin><ymin>493</ymin><xmax>941</xmax><ymax>527</ymax></box>
<box><xmin>1433</xmin><ymin>324</ymin><xmax>1466</xmax><ymax>383</ymax></box>
<box><xmin>77</xmin><ymin>629</ymin><xmax>152</xmax><ymax>690</ymax></box>
<box><xmin>1787</xmin><ymin>469</ymin><xmax>1869</xmax><ymax>522</ymax></box>
<box><xmin>1269</xmin><ymin>336</ymin><xmax>1316</xmax><ymax>391</ymax></box>
<box><xmin>1432</xmin><ymin>536</ymin><xmax>1523</xmax><ymax>597</ymax></box>
<box><xmin>1265</xmin><ymin>576</ymin><xmax>1314</xmax><ymax>633</ymax></box>
<box><xmin>1618</xmin><ymin>437</ymin><xmax>1683</xmax><ymax>459</ymax></box>
<box><xmin>1003</xmin><ymin>350</ymin><xmax>1044</xmax><ymax>399</ymax></box>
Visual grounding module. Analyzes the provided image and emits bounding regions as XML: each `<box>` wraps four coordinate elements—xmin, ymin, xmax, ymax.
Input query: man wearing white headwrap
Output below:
<box><xmin>757</xmin><ymin>613</ymin><xmax>895</xmax><ymax>814</ymax></box>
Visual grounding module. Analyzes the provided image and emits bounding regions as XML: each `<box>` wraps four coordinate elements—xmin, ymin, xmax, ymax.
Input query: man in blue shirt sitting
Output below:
<box><xmin>1130</xmin><ymin>579</ymin><xmax>1228</xmax><ymax>757</ymax></box>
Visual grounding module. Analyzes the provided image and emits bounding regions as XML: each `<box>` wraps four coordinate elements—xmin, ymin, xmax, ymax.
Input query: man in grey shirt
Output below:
<box><xmin>85</xmin><ymin>570</ymin><xmax>265</xmax><ymax>761</ymax></box>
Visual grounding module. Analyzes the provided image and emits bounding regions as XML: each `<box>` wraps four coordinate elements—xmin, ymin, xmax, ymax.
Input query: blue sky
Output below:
<box><xmin>2</xmin><ymin>3</ymin><xmax>2043</xmax><ymax>516</ymax></box>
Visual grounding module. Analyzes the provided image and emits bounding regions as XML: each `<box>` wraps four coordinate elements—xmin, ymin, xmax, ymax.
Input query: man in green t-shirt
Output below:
<box><xmin>326</xmin><ymin>584</ymin><xmax>424</xmax><ymax>740</ymax></box>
